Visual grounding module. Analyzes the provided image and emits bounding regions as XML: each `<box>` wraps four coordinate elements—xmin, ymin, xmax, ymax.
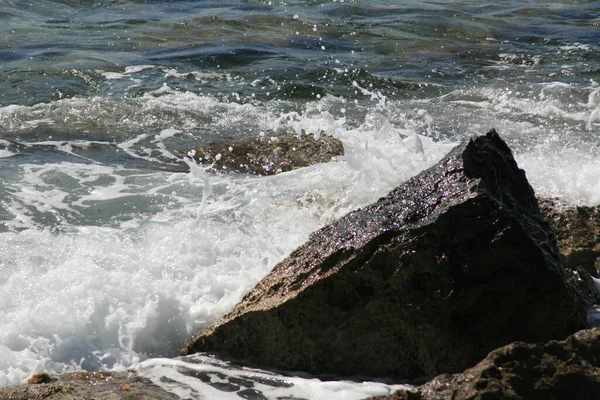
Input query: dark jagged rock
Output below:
<box><xmin>0</xmin><ymin>370</ymin><xmax>180</xmax><ymax>400</ymax></box>
<box><xmin>188</xmin><ymin>131</ymin><xmax>344</xmax><ymax>175</ymax></box>
<box><xmin>372</xmin><ymin>328</ymin><xmax>600</xmax><ymax>400</ymax></box>
<box><xmin>183</xmin><ymin>130</ymin><xmax>588</xmax><ymax>379</ymax></box>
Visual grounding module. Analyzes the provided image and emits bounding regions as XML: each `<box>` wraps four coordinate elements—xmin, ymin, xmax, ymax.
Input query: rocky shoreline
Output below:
<box><xmin>1</xmin><ymin>130</ymin><xmax>599</xmax><ymax>399</ymax></box>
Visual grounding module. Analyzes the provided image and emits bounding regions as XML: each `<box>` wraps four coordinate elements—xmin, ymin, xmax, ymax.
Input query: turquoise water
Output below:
<box><xmin>0</xmin><ymin>1</ymin><xmax>599</xmax><ymax>397</ymax></box>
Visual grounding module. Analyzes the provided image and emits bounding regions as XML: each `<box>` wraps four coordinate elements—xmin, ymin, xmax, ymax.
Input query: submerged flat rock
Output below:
<box><xmin>183</xmin><ymin>130</ymin><xmax>589</xmax><ymax>379</ymax></box>
<box><xmin>188</xmin><ymin>131</ymin><xmax>344</xmax><ymax>175</ymax></box>
<box><xmin>372</xmin><ymin>328</ymin><xmax>600</xmax><ymax>400</ymax></box>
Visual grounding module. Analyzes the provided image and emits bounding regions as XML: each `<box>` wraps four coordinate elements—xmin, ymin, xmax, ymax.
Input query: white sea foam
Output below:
<box><xmin>97</xmin><ymin>65</ymin><xmax>157</xmax><ymax>80</ymax></box>
<box><xmin>0</xmin><ymin>139</ymin><xmax>14</xmax><ymax>158</ymax></box>
<box><xmin>0</xmin><ymin>193</ymin><xmax>313</xmax><ymax>384</ymax></box>
<box><xmin>0</xmin><ymin>89</ymin><xmax>261</xmax><ymax>137</ymax></box>
<box><xmin>136</xmin><ymin>355</ymin><xmax>412</xmax><ymax>400</ymax></box>
<box><xmin>517</xmin><ymin>148</ymin><xmax>600</xmax><ymax>205</ymax></box>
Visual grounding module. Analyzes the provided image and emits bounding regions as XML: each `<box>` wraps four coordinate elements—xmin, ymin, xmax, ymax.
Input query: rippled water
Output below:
<box><xmin>0</xmin><ymin>1</ymin><xmax>599</xmax><ymax>398</ymax></box>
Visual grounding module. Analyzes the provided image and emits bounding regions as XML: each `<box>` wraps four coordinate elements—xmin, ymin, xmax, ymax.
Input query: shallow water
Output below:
<box><xmin>0</xmin><ymin>0</ymin><xmax>599</xmax><ymax>397</ymax></box>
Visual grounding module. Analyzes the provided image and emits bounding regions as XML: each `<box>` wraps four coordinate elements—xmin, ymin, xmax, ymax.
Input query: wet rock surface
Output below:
<box><xmin>0</xmin><ymin>370</ymin><xmax>180</xmax><ymax>400</ymax></box>
<box><xmin>372</xmin><ymin>328</ymin><xmax>600</xmax><ymax>400</ymax></box>
<box><xmin>539</xmin><ymin>199</ymin><xmax>600</xmax><ymax>305</ymax></box>
<box><xmin>539</xmin><ymin>198</ymin><xmax>600</xmax><ymax>278</ymax></box>
<box><xmin>188</xmin><ymin>130</ymin><xmax>344</xmax><ymax>175</ymax></box>
<box><xmin>183</xmin><ymin>130</ymin><xmax>588</xmax><ymax>379</ymax></box>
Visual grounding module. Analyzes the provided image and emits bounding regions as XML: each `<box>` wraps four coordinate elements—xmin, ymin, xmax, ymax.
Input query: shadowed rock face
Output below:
<box><xmin>189</xmin><ymin>131</ymin><xmax>344</xmax><ymax>175</ymax></box>
<box><xmin>539</xmin><ymin>199</ymin><xmax>600</xmax><ymax>279</ymax></box>
<box><xmin>538</xmin><ymin>199</ymin><xmax>600</xmax><ymax>306</ymax></box>
<box><xmin>372</xmin><ymin>328</ymin><xmax>600</xmax><ymax>400</ymax></box>
<box><xmin>183</xmin><ymin>130</ymin><xmax>588</xmax><ymax>379</ymax></box>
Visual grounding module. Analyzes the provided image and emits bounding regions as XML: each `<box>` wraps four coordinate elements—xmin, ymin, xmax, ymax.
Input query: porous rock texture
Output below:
<box><xmin>539</xmin><ymin>198</ymin><xmax>600</xmax><ymax>278</ymax></box>
<box><xmin>183</xmin><ymin>130</ymin><xmax>588</xmax><ymax>379</ymax></box>
<box><xmin>372</xmin><ymin>328</ymin><xmax>600</xmax><ymax>400</ymax></box>
<box><xmin>189</xmin><ymin>130</ymin><xmax>344</xmax><ymax>175</ymax></box>
<box><xmin>539</xmin><ymin>199</ymin><xmax>600</xmax><ymax>305</ymax></box>
<box><xmin>0</xmin><ymin>371</ymin><xmax>180</xmax><ymax>400</ymax></box>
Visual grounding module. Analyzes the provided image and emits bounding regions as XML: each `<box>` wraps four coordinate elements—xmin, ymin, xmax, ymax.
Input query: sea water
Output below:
<box><xmin>0</xmin><ymin>1</ymin><xmax>599</xmax><ymax>398</ymax></box>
